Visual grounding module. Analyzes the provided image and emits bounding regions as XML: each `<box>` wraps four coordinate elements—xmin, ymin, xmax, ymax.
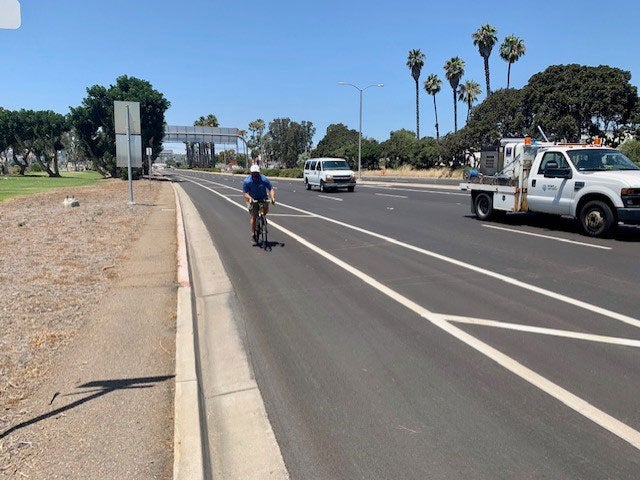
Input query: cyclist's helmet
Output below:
<box><xmin>250</xmin><ymin>164</ymin><xmax>260</xmax><ymax>173</ymax></box>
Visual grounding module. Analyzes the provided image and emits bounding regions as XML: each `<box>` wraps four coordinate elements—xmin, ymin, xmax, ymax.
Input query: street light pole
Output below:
<box><xmin>338</xmin><ymin>82</ymin><xmax>383</xmax><ymax>180</ymax></box>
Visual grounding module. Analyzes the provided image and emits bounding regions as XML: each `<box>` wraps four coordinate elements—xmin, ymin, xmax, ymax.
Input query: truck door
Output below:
<box><xmin>527</xmin><ymin>152</ymin><xmax>574</xmax><ymax>215</ymax></box>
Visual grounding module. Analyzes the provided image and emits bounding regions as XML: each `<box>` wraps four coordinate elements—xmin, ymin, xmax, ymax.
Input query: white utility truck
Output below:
<box><xmin>460</xmin><ymin>138</ymin><xmax>640</xmax><ymax>237</ymax></box>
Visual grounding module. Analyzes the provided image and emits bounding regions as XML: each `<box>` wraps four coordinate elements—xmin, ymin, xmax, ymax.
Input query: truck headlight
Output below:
<box><xmin>326</xmin><ymin>175</ymin><xmax>333</xmax><ymax>182</ymax></box>
<box><xmin>621</xmin><ymin>188</ymin><xmax>640</xmax><ymax>207</ymax></box>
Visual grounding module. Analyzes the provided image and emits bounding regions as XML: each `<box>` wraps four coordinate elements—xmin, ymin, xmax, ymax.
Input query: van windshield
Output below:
<box><xmin>323</xmin><ymin>160</ymin><xmax>350</xmax><ymax>170</ymax></box>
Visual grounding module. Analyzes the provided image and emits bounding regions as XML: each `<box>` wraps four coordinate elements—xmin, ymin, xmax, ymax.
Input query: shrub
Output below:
<box><xmin>117</xmin><ymin>167</ymin><xmax>142</xmax><ymax>180</ymax></box>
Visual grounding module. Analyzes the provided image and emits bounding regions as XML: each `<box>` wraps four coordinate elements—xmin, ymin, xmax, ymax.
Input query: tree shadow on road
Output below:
<box><xmin>0</xmin><ymin>375</ymin><xmax>174</xmax><ymax>440</ymax></box>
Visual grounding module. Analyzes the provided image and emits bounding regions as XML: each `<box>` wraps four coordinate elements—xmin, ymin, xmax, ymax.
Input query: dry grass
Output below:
<box><xmin>368</xmin><ymin>165</ymin><xmax>465</xmax><ymax>179</ymax></box>
<box><xmin>0</xmin><ymin>179</ymin><xmax>161</xmax><ymax>472</ymax></box>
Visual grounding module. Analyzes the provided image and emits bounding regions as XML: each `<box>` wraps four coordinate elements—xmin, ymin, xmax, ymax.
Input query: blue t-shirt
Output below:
<box><xmin>243</xmin><ymin>174</ymin><xmax>272</xmax><ymax>200</ymax></box>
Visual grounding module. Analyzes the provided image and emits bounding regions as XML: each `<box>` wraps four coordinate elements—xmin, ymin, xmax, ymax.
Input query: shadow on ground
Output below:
<box><xmin>0</xmin><ymin>375</ymin><xmax>174</xmax><ymax>440</ymax></box>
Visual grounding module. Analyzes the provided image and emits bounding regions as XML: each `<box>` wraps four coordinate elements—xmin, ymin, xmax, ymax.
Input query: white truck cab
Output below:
<box><xmin>461</xmin><ymin>138</ymin><xmax>640</xmax><ymax>237</ymax></box>
<box><xmin>303</xmin><ymin>158</ymin><xmax>356</xmax><ymax>192</ymax></box>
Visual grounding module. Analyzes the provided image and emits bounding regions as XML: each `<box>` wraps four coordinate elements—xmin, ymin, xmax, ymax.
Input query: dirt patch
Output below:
<box><xmin>0</xmin><ymin>178</ymin><xmax>162</xmax><ymax>476</ymax></box>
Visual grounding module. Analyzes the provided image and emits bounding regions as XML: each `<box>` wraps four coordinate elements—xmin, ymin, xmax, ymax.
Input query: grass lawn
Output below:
<box><xmin>0</xmin><ymin>171</ymin><xmax>105</xmax><ymax>202</ymax></box>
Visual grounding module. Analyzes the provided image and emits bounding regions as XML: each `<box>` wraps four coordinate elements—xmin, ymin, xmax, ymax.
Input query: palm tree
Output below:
<box><xmin>194</xmin><ymin>114</ymin><xmax>219</xmax><ymax>127</ymax></box>
<box><xmin>500</xmin><ymin>35</ymin><xmax>526</xmax><ymax>89</ymax></box>
<box><xmin>444</xmin><ymin>57</ymin><xmax>466</xmax><ymax>132</ymax></box>
<box><xmin>458</xmin><ymin>80</ymin><xmax>482</xmax><ymax>122</ymax></box>
<box><xmin>406</xmin><ymin>49</ymin><xmax>425</xmax><ymax>139</ymax></box>
<box><xmin>472</xmin><ymin>24</ymin><xmax>498</xmax><ymax>96</ymax></box>
<box><xmin>423</xmin><ymin>74</ymin><xmax>442</xmax><ymax>140</ymax></box>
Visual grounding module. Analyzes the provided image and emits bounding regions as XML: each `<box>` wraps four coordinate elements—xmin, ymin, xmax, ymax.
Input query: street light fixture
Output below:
<box><xmin>338</xmin><ymin>81</ymin><xmax>384</xmax><ymax>180</ymax></box>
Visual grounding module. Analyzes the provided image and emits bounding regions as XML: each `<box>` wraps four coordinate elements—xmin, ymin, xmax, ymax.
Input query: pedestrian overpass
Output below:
<box><xmin>163</xmin><ymin>125</ymin><xmax>248</xmax><ymax>168</ymax></box>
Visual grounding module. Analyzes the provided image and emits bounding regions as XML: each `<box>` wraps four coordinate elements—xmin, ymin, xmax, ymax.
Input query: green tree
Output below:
<box><xmin>4</xmin><ymin>109</ymin><xmax>38</xmax><ymax>175</ymax></box>
<box><xmin>314</xmin><ymin>123</ymin><xmax>359</xmax><ymax>159</ymax></box>
<box><xmin>266</xmin><ymin>118</ymin><xmax>315</xmax><ymax>168</ymax></box>
<box><xmin>31</xmin><ymin>110</ymin><xmax>68</xmax><ymax>177</ymax></box>
<box><xmin>458</xmin><ymin>80</ymin><xmax>482</xmax><ymax>122</ymax></box>
<box><xmin>407</xmin><ymin>49</ymin><xmax>426</xmax><ymax>139</ymax></box>
<box><xmin>423</xmin><ymin>74</ymin><xmax>442</xmax><ymax>140</ymax></box>
<box><xmin>194</xmin><ymin>114</ymin><xmax>219</xmax><ymax>127</ymax></box>
<box><xmin>248</xmin><ymin>119</ymin><xmax>266</xmax><ymax>158</ymax></box>
<box><xmin>462</xmin><ymin>88</ymin><xmax>528</xmax><ymax>146</ymax></box>
<box><xmin>69</xmin><ymin>75</ymin><xmax>170</xmax><ymax>177</ymax></box>
<box><xmin>380</xmin><ymin>129</ymin><xmax>417</xmax><ymax>168</ymax></box>
<box><xmin>472</xmin><ymin>24</ymin><xmax>498</xmax><ymax>96</ymax></box>
<box><xmin>444</xmin><ymin>57</ymin><xmax>466</xmax><ymax>132</ymax></box>
<box><xmin>618</xmin><ymin>139</ymin><xmax>640</xmax><ymax>164</ymax></box>
<box><xmin>523</xmin><ymin>64</ymin><xmax>638</xmax><ymax>143</ymax></box>
<box><xmin>500</xmin><ymin>35</ymin><xmax>526</xmax><ymax>89</ymax></box>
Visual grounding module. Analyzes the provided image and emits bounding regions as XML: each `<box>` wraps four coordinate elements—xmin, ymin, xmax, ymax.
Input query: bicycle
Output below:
<box><xmin>251</xmin><ymin>199</ymin><xmax>270</xmax><ymax>249</ymax></box>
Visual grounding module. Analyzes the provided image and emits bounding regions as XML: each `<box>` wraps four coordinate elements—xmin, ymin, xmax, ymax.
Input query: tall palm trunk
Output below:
<box><xmin>432</xmin><ymin>95</ymin><xmax>440</xmax><ymax>140</ymax></box>
<box><xmin>507</xmin><ymin>62</ymin><xmax>512</xmax><ymax>89</ymax></box>
<box><xmin>415</xmin><ymin>78</ymin><xmax>420</xmax><ymax>139</ymax></box>
<box><xmin>483</xmin><ymin>57</ymin><xmax>491</xmax><ymax>95</ymax></box>
<box><xmin>452</xmin><ymin>88</ymin><xmax>458</xmax><ymax>132</ymax></box>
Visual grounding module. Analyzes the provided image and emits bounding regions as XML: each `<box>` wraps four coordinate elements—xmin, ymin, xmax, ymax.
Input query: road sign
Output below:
<box><xmin>116</xmin><ymin>134</ymin><xmax>142</xmax><ymax>168</ymax></box>
<box><xmin>0</xmin><ymin>0</ymin><xmax>21</xmax><ymax>29</ymax></box>
<box><xmin>114</xmin><ymin>101</ymin><xmax>141</xmax><ymax>135</ymax></box>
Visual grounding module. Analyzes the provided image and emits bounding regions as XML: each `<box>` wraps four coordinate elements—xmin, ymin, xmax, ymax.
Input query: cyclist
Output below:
<box><xmin>242</xmin><ymin>164</ymin><xmax>275</xmax><ymax>242</ymax></box>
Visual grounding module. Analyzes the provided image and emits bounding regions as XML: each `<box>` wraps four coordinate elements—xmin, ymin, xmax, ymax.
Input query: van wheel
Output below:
<box><xmin>474</xmin><ymin>193</ymin><xmax>495</xmax><ymax>220</ymax></box>
<box><xmin>305</xmin><ymin>180</ymin><xmax>311</xmax><ymax>190</ymax></box>
<box><xmin>579</xmin><ymin>200</ymin><xmax>615</xmax><ymax>237</ymax></box>
<box><xmin>320</xmin><ymin>180</ymin><xmax>326</xmax><ymax>192</ymax></box>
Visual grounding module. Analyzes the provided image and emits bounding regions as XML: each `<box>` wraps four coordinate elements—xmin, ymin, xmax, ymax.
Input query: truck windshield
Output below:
<box><xmin>323</xmin><ymin>160</ymin><xmax>350</xmax><ymax>170</ymax></box>
<box><xmin>567</xmin><ymin>149</ymin><xmax>639</xmax><ymax>171</ymax></box>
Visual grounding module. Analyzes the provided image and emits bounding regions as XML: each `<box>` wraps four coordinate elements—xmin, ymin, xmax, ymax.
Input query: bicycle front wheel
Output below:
<box><xmin>260</xmin><ymin>216</ymin><xmax>268</xmax><ymax>248</ymax></box>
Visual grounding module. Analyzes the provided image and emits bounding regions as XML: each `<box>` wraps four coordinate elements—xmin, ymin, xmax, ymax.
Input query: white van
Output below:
<box><xmin>303</xmin><ymin>158</ymin><xmax>356</xmax><ymax>192</ymax></box>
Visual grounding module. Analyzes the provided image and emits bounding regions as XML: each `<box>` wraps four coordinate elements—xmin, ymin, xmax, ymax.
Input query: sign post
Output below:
<box><xmin>146</xmin><ymin>147</ymin><xmax>153</xmax><ymax>184</ymax></box>
<box><xmin>114</xmin><ymin>101</ymin><xmax>142</xmax><ymax>205</ymax></box>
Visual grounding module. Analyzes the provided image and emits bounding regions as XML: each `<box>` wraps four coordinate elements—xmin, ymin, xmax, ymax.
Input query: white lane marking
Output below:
<box><xmin>482</xmin><ymin>225</ymin><xmax>612</xmax><ymax>250</ymax></box>
<box><xmin>360</xmin><ymin>184</ymin><xmax>469</xmax><ymax>196</ymax></box>
<box><xmin>375</xmin><ymin>193</ymin><xmax>409</xmax><ymax>199</ymax></box>
<box><xmin>181</xmin><ymin>176</ymin><xmax>640</xmax><ymax>451</ymax></box>
<box><xmin>268</xmin><ymin>214</ymin><xmax>314</xmax><ymax>217</ymax></box>
<box><xmin>318</xmin><ymin>195</ymin><xmax>343</xmax><ymax>202</ymax></box>
<box><xmin>179</xmin><ymin>174</ymin><xmax>640</xmax><ymax>329</ymax></box>
<box><xmin>445</xmin><ymin>315</ymin><xmax>640</xmax><ymax>348</ymax></box>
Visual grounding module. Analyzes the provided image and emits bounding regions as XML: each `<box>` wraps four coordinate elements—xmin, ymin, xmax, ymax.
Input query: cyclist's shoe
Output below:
<box><xmin>251</xmin><ymin>232</ymin><xmax>257</xmax><ymax>244</ymax></box>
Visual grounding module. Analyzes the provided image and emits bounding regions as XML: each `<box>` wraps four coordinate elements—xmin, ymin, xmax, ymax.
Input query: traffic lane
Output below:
<box><xmin>254</xmin><ymin>208</ymin><xmax>640</xmax><ymax>432</ymax></box>
<box><xmin>269</xmin><ymin>183</ymin><xmax>639</xmax><ymax>320</ymax></box>
<box><xmin>175</xmin><ymin>172</ymin><xmax>638</xmax><ymax>319</ymax></box>
<box><xmin>178</xmin><ymin>180</ymin><xmax>640</xmax><ymax>479</ymax></box>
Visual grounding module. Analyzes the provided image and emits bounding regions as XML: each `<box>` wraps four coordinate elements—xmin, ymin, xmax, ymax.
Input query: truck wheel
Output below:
<box><xmin>474</xmin><ymin>192</ymin><xmax>495</xmax><ymax>220</ymax></box>
<box><xmin>579</xmin><ymin>200</ymin><xmax>615</xmax><ymax>237</ymax></box>
<box><xmin>305</xmin><ymin>179</ymin><xmax>311</xmax><ymax>190</ymax></box>
<box><xmin>320</xmin><ymin>180</ymin><xmax>326</xmax><ymax>192</ymax></box>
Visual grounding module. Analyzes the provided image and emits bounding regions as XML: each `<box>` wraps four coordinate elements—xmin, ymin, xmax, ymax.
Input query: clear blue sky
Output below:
<box><xmin>2</xmin><ymin>0</ymin><xmax>639</xmax><ymax>149</ymax></box>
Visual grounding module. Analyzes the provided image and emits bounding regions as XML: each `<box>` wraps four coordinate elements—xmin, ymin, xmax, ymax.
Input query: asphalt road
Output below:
<box><xmin>172</xmin><ymin>171</ymin><xmax>640</xmax><ymax>479</ymax></box>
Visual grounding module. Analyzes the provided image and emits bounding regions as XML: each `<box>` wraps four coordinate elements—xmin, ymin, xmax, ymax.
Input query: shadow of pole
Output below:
<box><xmin>0</xmin><ymin>375</ymin><xmax>174</xmax><ymax>440</ymax></box>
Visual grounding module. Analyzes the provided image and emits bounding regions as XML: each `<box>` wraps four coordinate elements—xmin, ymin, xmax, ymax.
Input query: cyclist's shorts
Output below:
<box><xmin>248</xmin><ymin>200</ymin><xmax>268</xmax><ymax>214</ymax></box>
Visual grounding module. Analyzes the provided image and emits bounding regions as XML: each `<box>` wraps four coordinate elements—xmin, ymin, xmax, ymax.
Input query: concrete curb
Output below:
<box><xmin>172</xmin><ymin>182</ymin><xmax>205</xmax><ymax>480</ymax></box>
